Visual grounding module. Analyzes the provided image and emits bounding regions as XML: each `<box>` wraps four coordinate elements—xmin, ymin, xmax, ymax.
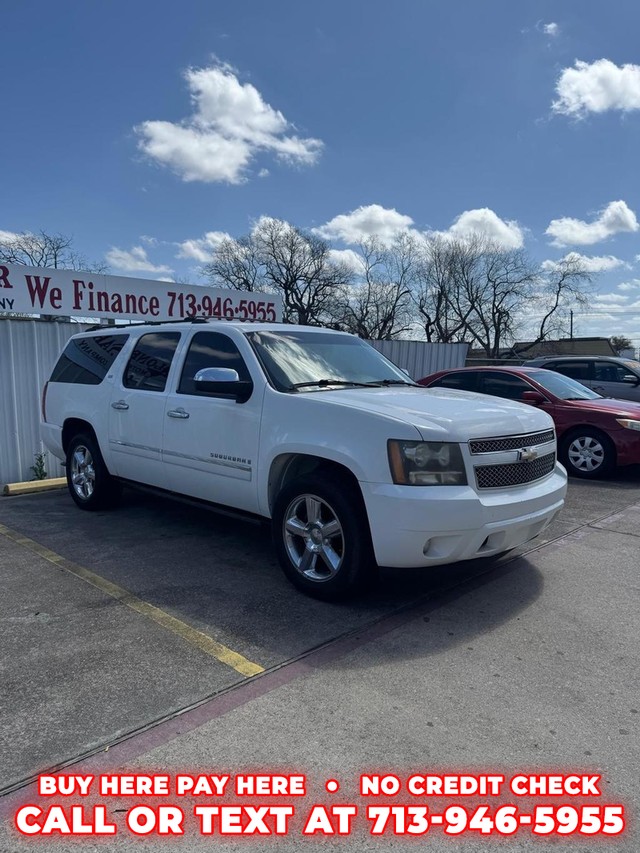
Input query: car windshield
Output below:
<box><xmin>622</xmin><ymin>360</ymin><xmax>640</xmax><ymax>374</ymax></box>
<box><xmin>246</xmin><ymin>330</ymin><xmax>413</xmax><ymax>391</ymax></box>
<box><xmin>529</xmin><ymin>370</ymin><xmax>601</xmax><ymax>401</ymax></box>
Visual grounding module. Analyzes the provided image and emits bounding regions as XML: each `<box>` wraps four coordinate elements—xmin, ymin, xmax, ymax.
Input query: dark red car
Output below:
<box><xmin>419</xmin><ymin>366</ymin><xmax>640</xmax><ymax>479</ymax></box>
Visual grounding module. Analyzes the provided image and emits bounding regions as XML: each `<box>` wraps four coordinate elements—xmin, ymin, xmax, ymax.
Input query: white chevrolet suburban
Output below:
<box><xmin>41</xmin><ymin>320</ymin><xmax>567</xmax><ymax>598</ymax></box>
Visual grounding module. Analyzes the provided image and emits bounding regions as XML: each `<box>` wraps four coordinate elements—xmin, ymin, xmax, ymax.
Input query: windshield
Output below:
<box><xmin>529</xmin><ymin>370</ymin><xmax>601</xmax><ymax>401</ymax></box>
<box><xmin>246</xmin><ymin>330</ymin><xmax>412</xmax><ymax>391</ymax></box>
<box><xmin>622</xmin><ymin>360</ymin><xmax>640</xmax><ymax>374</ymax></box>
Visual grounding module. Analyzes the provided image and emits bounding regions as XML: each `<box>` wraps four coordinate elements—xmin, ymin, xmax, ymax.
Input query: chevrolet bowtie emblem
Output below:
<box><xmin>518</xmin><ymin>448</ymin><xmax>539</xmax><ymax>462</ymax></box>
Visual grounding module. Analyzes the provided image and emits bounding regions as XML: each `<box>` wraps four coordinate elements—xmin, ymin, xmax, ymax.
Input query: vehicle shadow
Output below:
<box><xmin>0</xmin><ymin>488</ymin><xmax>547</xmax><ymax>668</ymax></box>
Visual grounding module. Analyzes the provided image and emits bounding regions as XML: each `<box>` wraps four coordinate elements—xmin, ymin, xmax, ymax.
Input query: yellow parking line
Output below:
<box><xmin>0</xmin><ymin>523</ymin><xmax>264</xmax><ymax>678</ymax></box>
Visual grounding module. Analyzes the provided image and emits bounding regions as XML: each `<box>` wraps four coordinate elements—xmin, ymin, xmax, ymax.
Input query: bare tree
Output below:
<box><xmin>0</xmin><ymin>229</ymin><xmax>107</xmax><ymax>272</ymax></box>
<box><xmin>610</xmin><ymin>335</ymin><xmax>633</xmax><ymax>355</ymax></box>
<box><xmin>413</xmin><ymin>236</ymin><xmax>593</xmax><ymax>357</ymax></box>
<box><xmin>414</xmin><ymin>236</ymin><xmax>536</xmax><ymax>356</ymax></box>
<box><xmin>335</xmin><ymin>234</ymin><xmax>417</xmax><ymax>339</ymax></box>
<box><xmin>206</xmin><ymin>234</ymin><xmax>262</xmax><ymax>293</ymax></box>
<box><xmin>414</xmin><ymin>236</ymin><xmax>482</xmax><ymax>344</ymax></box>
<box><xmin>532</xmin><ymin>255</ymin><xmax>593</xmax><ymax>343</ymax></box>
<box><xmin>465</xmin><ymin>243</ymin><xmax>537</xmax><ymax>357</ymax></box>
<box><xmin>203</xmin><ymin>218</ymin><xmax>353</xmax><ymax>325</ymax></box>
<box><xmin>0</xmin><ymin>229</ymin><xmax>107</xmax><ymax>320</ymax></box>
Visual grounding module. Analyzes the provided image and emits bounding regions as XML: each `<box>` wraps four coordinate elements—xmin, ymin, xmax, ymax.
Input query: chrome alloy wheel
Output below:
<box><xmin>283</xmin><ymin>494</ymin><xmax>345</xmax><ymax>581</ymax></box>
<box><xmin>70</xmin><ymin>445</ymin><xmax>96</xmax><ymax>499</ymax></box>
<box><xmin>568</xmin><ymin>435</ymin><xmax>605</xmax><ymax>473</ymax></box>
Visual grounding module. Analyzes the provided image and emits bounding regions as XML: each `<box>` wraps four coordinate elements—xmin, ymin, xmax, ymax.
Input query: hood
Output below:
<box><xmin>300</xmin><ymin>386</ymin><xmax>553</xmax><ymax>441</ymax></box>
<box><xmin>563</xmin><ymin>397</ymin><xmax>640</xmax><ymax>417</ymax></box>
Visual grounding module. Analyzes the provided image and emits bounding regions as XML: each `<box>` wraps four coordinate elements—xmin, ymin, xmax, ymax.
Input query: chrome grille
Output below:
<box><xmin>475</xmin><ymin>452</ymin><xmax>556</xmax><ymax>490</ymax></box>
<box><xmin>469</xmin><ymin>429</ymin><xmax>555</xmax><ymax>455</ymax></box>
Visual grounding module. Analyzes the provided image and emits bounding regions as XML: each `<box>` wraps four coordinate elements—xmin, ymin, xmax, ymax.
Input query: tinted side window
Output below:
<box><xmin>50</xmin><ymin>335</ymin><xmax>129</xmax><ymax>385</ymax></box>
<box><xmin>431</xmin><ymin>372</ymin><xmax>478</xmax><ymax>392</ymax></box>
<box><xmin>551</xmin><ymin>360</ymin><xmax>591</xmax><ymax>381</ymax></box>
<box><xmin>178</xmin><ymin>331</ymin><xmax>251</xmax><ymax>396</ymax></box>
<box><xmin>480</xmin><ymin>372</ymin><xmax>532</xmax><ymax>400</ymax></box>
<box><xmin>594</xmin><ymin>362</ymin><xmax>635</xmax><ymax>383</ymax></box>
<box><xmin>123</xmin><ymin>333</ymin><xmax>180</xmax><ymax>392</ymax></box>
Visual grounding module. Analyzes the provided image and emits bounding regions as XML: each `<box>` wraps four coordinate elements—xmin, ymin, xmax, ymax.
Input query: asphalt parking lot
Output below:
<box><xmin>1</xmin><ymin>471</ymin><xmax>639</xmax><ymax>850</ymax></box>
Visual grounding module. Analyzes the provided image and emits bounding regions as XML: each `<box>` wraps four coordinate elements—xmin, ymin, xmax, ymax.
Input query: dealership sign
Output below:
<box><xmin>0</xmin><ymin>264</ymin><xmax>282</xmax><ymax>323</ymax></box>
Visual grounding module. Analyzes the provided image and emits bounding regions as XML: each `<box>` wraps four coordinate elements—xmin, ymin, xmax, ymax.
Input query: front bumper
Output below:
<box><xmin>361</xmin><ymin>464</ymin><xmax>567</xmax><ymax>568</ymax></box>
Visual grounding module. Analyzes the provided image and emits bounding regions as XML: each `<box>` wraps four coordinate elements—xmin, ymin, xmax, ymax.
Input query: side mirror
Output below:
<box><xmin>194</xmin><ymin>367</ymin><xmax>253</xmax><ymax>402</ymax></box>
<box><xmin>622</xmin><ymin>374</ymin><xmax>640</xmax><ymax>385</ymax></box>
<box><xmin>521</xmin><ymin>390</ymin><xmax>546</xmax><ymax>405</ymax></box>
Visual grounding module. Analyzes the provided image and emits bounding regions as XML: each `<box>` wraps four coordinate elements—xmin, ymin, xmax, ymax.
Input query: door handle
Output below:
<box><xmin>111</xmin><ymin>400</ymin><xmax>129</xmax><ymax>410</ymax></box>
<box><xmin>167</xmin><ymin>408</ymin><xmax>190</xmax><ymax>419</ymax></box>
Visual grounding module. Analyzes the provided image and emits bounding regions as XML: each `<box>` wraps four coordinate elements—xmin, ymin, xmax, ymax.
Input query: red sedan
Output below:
<box><xmin>419</xmin><ymin>366</ymin><xmax>640</xmax><ymax>479</ymax></box>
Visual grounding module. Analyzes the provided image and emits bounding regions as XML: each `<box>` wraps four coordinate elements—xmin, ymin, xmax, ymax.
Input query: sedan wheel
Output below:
<box><xmin>567</xmin><ymin>436</ymin><xmax>604</xmax><ymax>474</ymax></box>
<box><xmin>560</xmin><ymin>428</ymin><xmax>615</xmax><ymax>479</ymax></box>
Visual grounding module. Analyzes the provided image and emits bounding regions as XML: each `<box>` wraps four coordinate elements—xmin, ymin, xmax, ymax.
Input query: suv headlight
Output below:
<box><xmin>388</xmin><ymin>440</ymin><xmax>467</xmax><ymax>486</ymax></box>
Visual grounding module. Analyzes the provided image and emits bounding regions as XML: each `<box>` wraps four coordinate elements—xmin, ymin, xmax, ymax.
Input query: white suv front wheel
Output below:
<box><xmin>272</xmin><ymin>474</ymin><xmax>376</xmax><ymax>599</ymax></box>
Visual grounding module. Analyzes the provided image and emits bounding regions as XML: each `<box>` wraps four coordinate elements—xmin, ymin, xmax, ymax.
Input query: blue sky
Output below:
<box><xmin>2</xmin><ymin>0</ymin><xmax>640</xmax><ymax>344</ymax></box>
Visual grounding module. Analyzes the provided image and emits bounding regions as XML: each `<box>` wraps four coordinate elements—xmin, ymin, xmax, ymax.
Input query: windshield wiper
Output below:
<box><xmin>372</xmin><ymin>378</ymin><xmax>417</xmax><ymax>386</ymax></box>
<box><xmin>289</xmin><ymin>379</ymin><xmax>383</xmax><ymax>390</ymax></box>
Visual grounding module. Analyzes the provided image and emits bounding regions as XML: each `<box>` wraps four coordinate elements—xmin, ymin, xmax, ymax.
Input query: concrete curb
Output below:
<box><xmin>2</xmin><ymin>477</ymin><xmax>67</xmax><ymax>496</ymax></box>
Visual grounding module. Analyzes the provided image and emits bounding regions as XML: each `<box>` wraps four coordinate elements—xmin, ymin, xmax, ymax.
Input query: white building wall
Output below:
<box><xmin>0</xmin><ymin>320</ymin><xmax>88</xmax><ymax>483</ymax></box>
<box><xmin>370</xmin><ymin>340</ymin><xmax>468</xmax><ymax>379</ymax></box>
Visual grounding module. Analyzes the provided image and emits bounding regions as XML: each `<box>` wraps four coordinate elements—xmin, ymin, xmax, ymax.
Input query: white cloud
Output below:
<box><xmin>543</xmin><ymin>22</ymin><xmax>559</xmax><ymax>37</ymax></box>
<box><xmin>105</xmin><ymin>245</ymin><xmax>173</xmax><ymax>274</ymax></box>
<box><xmin>553</xmin><ymin>59</ymin><xmax>640</xmax><ymax>118</ymax></box>
<box><xmin>430</xmin><ymin>208</ymin><xmax>525</xmax><ymax>249</ymax></box>
<box><xmin>136</xmin><ymin>61</ymin><xmax>323</xmax><ymax>184</ymax></box>
<box><xmin>177</xmin><ymin>231</ymin><xmax>231</xmax><ymax>263</ymax></box>
<box><xmin>328</xmin><ymin>248</ymin><xmax>365</xmax><ymax>273</ymax></box>
<box><xmin>618</xmin><ymin>279</ymin><xmax>640</xmax><ymax>292</ymax></box>
<box><xmin>314</xmin><ymin>204</ymin><xmax>414</xmax><ymax>245</ymax></box>
<box><xmin>546</xmin><ymin>200</ymin><xmax>639</xmax><ymax>247</ymax></box>
<box><xmin>541</xmin><ymin>252</ymin><xmax>627</xmax><ymax>274</ymax></box>
<box><xmin>0</xmin><ymin>229</ymin><xmax>20</xmax><ymax>243</ymax></box>
<box><xmin>593</xmin><ymin>292</ymin><xmax>627</xmax><ymax>304</ymax></box>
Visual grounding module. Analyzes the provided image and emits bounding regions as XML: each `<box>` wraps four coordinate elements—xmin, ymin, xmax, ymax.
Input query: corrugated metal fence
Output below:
<box><xmin>0</xmin><ymin>320</ymin><xmax>468</xmax><ymax>484</ymax></box>
<box><xmin>1</xmin><ymin>320</ymin><xmax>88</xmax><ymax>484</ymax></box>
<box><xmin>371</xmin><ymin>340</ymin><xmax>468</xmax><ymax>379</ymax></box>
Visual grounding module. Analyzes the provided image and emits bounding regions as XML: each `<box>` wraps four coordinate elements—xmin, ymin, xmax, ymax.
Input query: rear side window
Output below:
<box><xmin>123</xmin><ymin>333</ymin><xmax>180</xmax><ymax>392</ymax></box>
<box><xmin>430</xmin><ymin>372</ymin><xmax>478</xmax><ymax>392</ymax></box>
<box><xmin>178</xmin><ymin>331</ymin><xmax>251</xmax><ymax>395</ymax></box>
<box><xmin>50</xmin><ymin>335</ymin><xmax>129</xmax><ymax>385</ymax></box>
<box><xmin>479</xmin><ymin>372</ymin><xmax>532</xmax><ymax>400</ymax></box>
<box><xmin>550</xmin><ymin>360</ymin><xmax>591</xmax><ymax>381</ymax></box>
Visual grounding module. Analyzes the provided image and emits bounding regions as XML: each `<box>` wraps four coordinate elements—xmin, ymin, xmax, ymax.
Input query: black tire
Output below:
<box><xmin>66</xmin><ymin>432</ymin><xmax>122</xmax><ymax>510</ymax></box>
<box><xmin>272</xmin><ymin>473</ymin><xmax>377</xmax><ymax>600</ymax></box>
<box><xmin>559</xmin><ymin>427</ymin><xmax>615</xmax><ymax>479</ymax></box>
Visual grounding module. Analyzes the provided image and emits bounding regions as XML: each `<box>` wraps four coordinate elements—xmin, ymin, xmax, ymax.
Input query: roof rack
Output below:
<box><xmin>85</xmin><ymin>317</ymin><xmax>211</xmax><ymax>332</ymax></box>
